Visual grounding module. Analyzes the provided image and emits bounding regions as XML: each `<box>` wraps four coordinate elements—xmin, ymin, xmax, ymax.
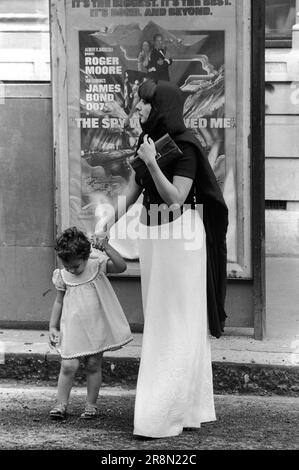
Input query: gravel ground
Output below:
<box><xmin>0</xmin><ymin>384</ymin><xmax>298</xmax><ymax>451</ymax></box>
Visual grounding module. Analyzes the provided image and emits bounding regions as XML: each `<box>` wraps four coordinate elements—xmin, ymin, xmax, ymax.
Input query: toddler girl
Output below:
<box><xmin>49</xmin><ymin>227</ymin><xmax>132</xmax><ymax>420</ymax></box>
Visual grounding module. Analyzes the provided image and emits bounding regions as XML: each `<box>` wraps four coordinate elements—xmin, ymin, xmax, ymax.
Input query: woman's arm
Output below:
<box><xmin>101</xmin><ymin>238</ymin><xmax>127</xmax><ymax>274</ymax></box>
<box><xmin>95</xmin><ymin>174</ymin><xmax>142</xmax><ymax>241</ymax></box>
<box><xmin>136</xmin><ymin>134</ymin><xmax>193</xmax><ymax>207</ymax></box>
<box><xmin>49</xmin><ymin>290</ymin><xmax>65</xmax><ymax>345</ymax></box>
<box><xmin>108</xmin><ymin>176</ymin><xmax>143</xmax><ymax>229</ymax></box>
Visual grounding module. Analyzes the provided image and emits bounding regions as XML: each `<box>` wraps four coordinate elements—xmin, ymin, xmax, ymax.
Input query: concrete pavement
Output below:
<box><xmin>0</xmin><ymin>327</ymin><xmax>298</xmax><ymax>395</ymax></box>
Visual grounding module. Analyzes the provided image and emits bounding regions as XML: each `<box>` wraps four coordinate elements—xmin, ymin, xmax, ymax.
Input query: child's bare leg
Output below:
<box><xmin>85</xmin><ymin>353</ymin><xmax>103</xmax><ymax>406</ymax></box>
<box><xmin>57</xmin><ymin>358</ymin><xmax>80</xmax><ymax>404</ymax></box>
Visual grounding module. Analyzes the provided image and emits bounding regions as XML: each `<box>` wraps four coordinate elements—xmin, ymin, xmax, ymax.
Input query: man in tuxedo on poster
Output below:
<box><xmin>147</xmin><ymin>33</ymin><xmax>173</xmax><ymax>82</ymax></box>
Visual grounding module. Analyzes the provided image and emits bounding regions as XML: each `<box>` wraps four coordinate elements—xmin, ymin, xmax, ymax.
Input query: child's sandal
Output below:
<box><xmin>50</xmin><ymin>402</ymin><xmax>68</xmax><ymax>420</ymax></box>
<box><xmin>80</xmin><ymin>404</ymin><xmax>98</xmax><ymax>419</ymax></box>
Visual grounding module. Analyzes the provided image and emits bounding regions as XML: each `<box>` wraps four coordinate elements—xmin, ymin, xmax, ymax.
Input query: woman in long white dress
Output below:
<box><xmin>131</xmin><ymin>79</ymin><xmax>228</xmax><ymax>438</ymax></box>
<box><xmin>97</xmin><ymin>79</ymin><xmax>228</xmax><ymax>438</ymax></box>
<box><xmin>134</xmin><ymin>209</ymin><xmax>216</xmax><ymax>437</ymax></box>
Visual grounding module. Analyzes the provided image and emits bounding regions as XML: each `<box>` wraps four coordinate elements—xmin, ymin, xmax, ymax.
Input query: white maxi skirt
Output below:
<box><xmin>133</xmin><ymin>209</ymin><xmax>216</xmax><ymax>438</ymax></box>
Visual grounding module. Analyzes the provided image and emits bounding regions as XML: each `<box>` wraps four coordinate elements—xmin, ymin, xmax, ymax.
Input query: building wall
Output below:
<box><xmin>0</xmin><ymin>85</ymin><xmax>55</xmax><ymax>326</ymax></box>
<box><xmin>0</xmin><ymin>0</ymin><xmax>50</xmax><ymax>81</ymax></box>
<box><xmin>265</xmin><ymin>3</ymin><xmax>299</xmax><ymax>256</ymax></box>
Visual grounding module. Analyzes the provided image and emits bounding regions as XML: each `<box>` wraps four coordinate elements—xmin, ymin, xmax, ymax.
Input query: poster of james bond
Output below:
<box><xmin>79</xmin><ymin>27</ymin><xmax>227</xmax><ymax>203</ymax></box>
<box><xmin>52</xmin><ymin>0</ymin><xmax>252</xmax><ymax>277</ymax></box>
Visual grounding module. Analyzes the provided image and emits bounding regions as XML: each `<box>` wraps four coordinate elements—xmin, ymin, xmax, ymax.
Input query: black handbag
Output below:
<box><xmin>129</xmin><ymin>133</ymin><xmax>183</xmax><ymax>185</ymax></box>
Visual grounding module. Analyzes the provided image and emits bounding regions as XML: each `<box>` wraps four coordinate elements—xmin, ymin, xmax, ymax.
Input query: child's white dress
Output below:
<box><xmin>52</xmin><ymin>253</ymin><xmax>133</xmax><ymax>359</ymax></box>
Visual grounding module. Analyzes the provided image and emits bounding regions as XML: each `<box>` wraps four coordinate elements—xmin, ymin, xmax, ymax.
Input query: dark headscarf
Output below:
<box><xmin>137</xmin><ymin>80</ymin><xmax>229</xmax><ymax>338</ymax></box>
<box><xmin>137</xmin><ymin>79</ymin><xmax>186</xmax><ymax>140</ymax></box>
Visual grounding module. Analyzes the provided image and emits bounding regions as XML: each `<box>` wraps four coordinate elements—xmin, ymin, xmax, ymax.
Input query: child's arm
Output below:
<box><xmin>49</xmin><ymin>290</ymin><xmax>65</xmax><ymax>346</ymax></box>
<box><xmin>99</xmin><ymin>237</ymin><xmax>127</xmax><ymax>274</ymax></box>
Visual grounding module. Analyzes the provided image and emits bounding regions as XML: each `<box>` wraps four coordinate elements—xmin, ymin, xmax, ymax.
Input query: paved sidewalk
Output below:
<box><xmin>0</xmin><ymin>328</ymin><xmax>298</xmax><ymax>395</ymax></box>
<box><xmin>1</xmin><ymin>327</ymin><xmax>298</xmax><ymax>365</ymax></box>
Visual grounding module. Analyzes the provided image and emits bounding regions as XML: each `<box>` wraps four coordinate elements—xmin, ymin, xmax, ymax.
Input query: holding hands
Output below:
<box><xmin>92</xmin><ymin>219</ymin><xmax>110</xmax><ymax>250</ymax></box>
<box><xmin>91</xmin><ymin>233</ymin><xmax>110</xmax><ymax>252</ymax></box>
<box><xmin>137</xmin><ymin>134</ymin><xmax>157</xmax><ymax>168</ymax></box>
<box><xmin>92</xmin><ymin>232</ymin><xmax>127</xmax><ymax>274</ymax></box>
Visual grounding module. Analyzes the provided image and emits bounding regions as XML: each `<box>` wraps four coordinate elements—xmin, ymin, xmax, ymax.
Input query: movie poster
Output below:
<box><xmin>78</xmin><ymin>26</ymin><xmax>229</xmax><ymax>212</ymax></box>
<box><xmin>53</xmin><ymin>0</ymin><xmax>251</xmax><ymax>275</ymax></box>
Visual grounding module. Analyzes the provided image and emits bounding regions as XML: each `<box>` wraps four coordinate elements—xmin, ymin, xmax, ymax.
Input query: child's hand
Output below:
<box><xmin>49</xmin><ymin>327</ymin><xmax>60</xmax><ymax>347</ymax></box>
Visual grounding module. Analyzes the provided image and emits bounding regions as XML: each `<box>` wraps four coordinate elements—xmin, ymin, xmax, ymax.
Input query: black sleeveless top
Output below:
<box><xmin>135</xmin><ymin>140</ymin><xmax>198</xmax><ymax>226</ymax></box>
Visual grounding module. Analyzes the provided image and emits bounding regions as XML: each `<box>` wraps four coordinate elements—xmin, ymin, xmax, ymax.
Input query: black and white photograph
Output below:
<box><xmin>0</xmin><ymin>0</ymin><xmax>298</xmax><ymax>460</ymax></box>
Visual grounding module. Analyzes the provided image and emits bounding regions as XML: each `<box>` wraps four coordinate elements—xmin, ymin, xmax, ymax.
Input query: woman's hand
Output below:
<box><xmin>137</xmin><ymin>134</ymin><xmax>157</xmax><ymax>168</ymax></box>
<box><xmin>93</xmin><ymin>214</ymin><xmax>110</xmax><ymax>246</ymax></box>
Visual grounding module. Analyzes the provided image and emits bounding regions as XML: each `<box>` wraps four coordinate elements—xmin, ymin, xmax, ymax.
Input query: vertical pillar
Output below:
<box><xmin>252</xmin><ymin>0</ymin><xmax>266</xmax><ymax>340</ymax></box>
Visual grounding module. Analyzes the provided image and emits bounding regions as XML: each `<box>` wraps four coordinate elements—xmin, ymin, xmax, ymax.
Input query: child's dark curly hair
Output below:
<box><xmin>55</xmin><ymin>227</ymin><xmax>91</xmax><ymax>262</ymax></box>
